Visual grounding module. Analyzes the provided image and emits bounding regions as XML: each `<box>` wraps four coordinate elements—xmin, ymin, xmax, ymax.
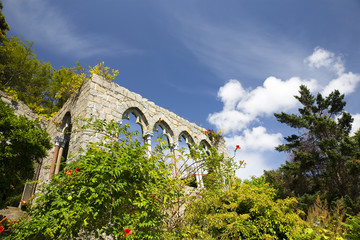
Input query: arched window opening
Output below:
<box><xmin>153</xmin><ymin>120</ymin><xmax>173</xmax><ymax>145</ymax></box>
<box><xmin>177</xmin><ymin>132</ymin><xmax>192</xmax><ymax>174</ymax></box>
<box><xmin>121</xmin><ymin>110</ymin><xmax>145</xmax><ymax>145</ymax></box>
<box><xmin>122</xmin><ymin>108</ymin><xmax>148</xmax><ymax>134</ymax></box>
<box><xmin>152</xmin><ymin>120</ymin><xmax>173</xmax><ymax>172</ymax></box>
<box><xmin>201</xmin><ymin>140</ymin><xmax>212</xmax><ymax>156</ymax></box>
<box><xmin>177</xmin><ymin>132</ymin><xmax>200</xmax><ymax>187</ymax></box>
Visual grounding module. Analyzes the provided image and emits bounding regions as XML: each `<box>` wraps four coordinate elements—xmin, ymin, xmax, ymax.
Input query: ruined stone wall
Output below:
<box><xmin>7</xmin><ymin>74</ymin><xmax>227</xmax><ymax>184</ymax></box>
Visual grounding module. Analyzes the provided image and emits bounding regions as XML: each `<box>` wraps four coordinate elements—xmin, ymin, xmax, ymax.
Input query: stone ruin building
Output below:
<box><xmin>1</xmin><ymin>74</ymin><xmax>228</xmax><ymax>207</ymax></box>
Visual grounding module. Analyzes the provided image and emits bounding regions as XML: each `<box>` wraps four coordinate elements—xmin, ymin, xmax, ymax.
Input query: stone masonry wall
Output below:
<box><xmin>10</xmin><ymin>74</ymin><xmax>228</xmax><ymax>185</ymax></box>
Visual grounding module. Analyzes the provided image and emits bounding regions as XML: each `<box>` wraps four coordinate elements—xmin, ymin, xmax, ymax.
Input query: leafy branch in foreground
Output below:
<box><xmin>6</xmin><ymin>118</ymin><xmax>234</xmax><ymax>239</ymax></box>
<box><xmin>0</xmin><ymin>100</ymin><xmax>52</xmax><ymax>210</ymax></box>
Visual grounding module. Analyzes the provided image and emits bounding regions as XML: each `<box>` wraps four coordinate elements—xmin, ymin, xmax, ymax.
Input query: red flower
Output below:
<box><xmin>75</xmin><ymin>168</ymin><xmax>81</xmax><ymax>173</ymax></box>
<box><xmin>204</xmin><ymin>130</ymin><xmax>208</xmax><ymax>134</ymax></box>
<box><xmin>124</xmin><ymin>228</ymin><xmax>132</xmax><ymax>236</ymax></box>
<box><xmin>0</xmin><ymin>226</ymin><xmax>4</xmax><ymax>234</ymax></box>
<box><xmin>235</xmin><ymin>145</ymin><xmax>241</xmax><ymax>150</ymax></box>
<box><xmin>66</xmin><ymin>170</ymin><xmax>73</xmax><ymax>175</ymax></box>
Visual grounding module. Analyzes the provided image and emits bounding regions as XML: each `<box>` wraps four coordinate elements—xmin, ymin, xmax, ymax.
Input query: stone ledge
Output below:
<box><xmin>0</xmin><ymin>206</ymin><xmax>26</xmax><ymax>221</ymax></box>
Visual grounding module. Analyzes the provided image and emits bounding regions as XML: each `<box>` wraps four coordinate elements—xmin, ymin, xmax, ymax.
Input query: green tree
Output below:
<box><xmin>0</xmin><ymin>100</ymin><xmax>52</xmax><ymax>209</ymax></box>
<box><xmin>0</xmin><ymin>1</ymin><xmax>10</xmax><ymax>43</ymax></box>
<box><xmin>0</xmin><ymin>6</ymin><xmax>119</xmax><ymax>118</ymax></box>
<box><xmin>0</xmin><ymin>37</ymin><xmax>53</xmax><ymax>114</ymax></box>
<box><xmin>0</xmin><ymin>35</ymin><xmax>119</xmax><ymax>118</ymax></box>
<box><xmin>181</xmin><ymin>176</ymin><xmax>343</xmax><ymax>239</ymax></box>
<box><xmin>265</xmin><ymin>85</ymin><xmax>360</xmax><ymax>214</ymax></box>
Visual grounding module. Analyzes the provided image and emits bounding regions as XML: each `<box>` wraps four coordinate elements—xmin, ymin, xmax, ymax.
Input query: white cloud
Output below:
<box><xmin>322</xmin><ymin>72</ymin><xmax>360</xmax><ymax>96</ymax></box>
<box><xmin>208</xmin><ymin>76</ymin><xmax>316</xmax><ymax>133</ymax></box>
<box><xmin>225</xmin><ymin>126</ymin><xmax>283</xmax><ymax>180</ymax></box>
<box><xmin>208</xmin><ymin>47</ymin><xmax>360</xmax><ymax>179</ymax></box>
<box><xmin>304</xmin><ymin>48</ymin><xmax>360</xmax><ymax>96</ymax></box>
<box><xmin>225</xmin><ymin>126</ymin><xmax>282</xmax><ymax>152</ymax></box>
<box><xmin>209</xmin><ymin>48</ymin><xmax>360</xmax><ymax>134</ymax></box>
<box><xmin>235</xmin><ymin>152</ymin><xmax>268</xmax><ymax>180</ymax></box>
<box><xmin>238</xmin><ymin>76</ymin><xmax>318</xmax><ymax>117</ymax></box>
<box><xmin>208</xmin><ymin>110</ymin><xmax>253</xmax><ymax>133</ymax></box>
<box><xmin>305</xmin><ymin>47</ymin><xmax>345</xmax><ymax>75</ymax></box>
<box><xmin>218</xmin><ymin>79</ymin><xmax>247</xmax><ymax>110</ymax></box>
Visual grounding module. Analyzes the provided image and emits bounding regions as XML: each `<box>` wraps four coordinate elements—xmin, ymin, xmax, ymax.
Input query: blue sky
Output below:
<box><xmin>3</xmin><ymin>0</ymin><xmax>360</xmax><ymax>179</ymax></box>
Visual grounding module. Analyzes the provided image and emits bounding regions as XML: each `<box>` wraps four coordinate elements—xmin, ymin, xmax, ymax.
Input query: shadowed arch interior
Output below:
<box><xmin>153</xmin><ymin>120</ymin><xmax>174</xmax><ymax>144</ymax></box>
<box><xmin>122</xmin><ymin>107</ymin><xmax>149</xmax><ymax>134</ymax></box>
<box><xmin>200</xmin><ymin>139</ymin><xmax>212</xmax><ymax>156</ymax></box>
<box><xmin>179</xmin><ymin>131</ymin><xmax>194</xmax><ymax>148</ymax></box>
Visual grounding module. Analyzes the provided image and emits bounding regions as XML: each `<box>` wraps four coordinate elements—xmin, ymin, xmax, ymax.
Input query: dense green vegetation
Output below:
<box><xmin>0</xmin><ymin>119</ymin><xmax>342</xmax><ymax>239</ymax></box>
<box><xmin>0</xmin><ymin>100</ymin><xmax>51</xmax><ymax>209</ymax></box>
<box><xmin>265</xmin><ymin>85</ymin><xmax>360</xmax><ymax>215</ymax></box>
<box><xmin>2</xmin><ymin>119</ymin><xmax>237</xmax><ymax>239</ymax></box>
<box><xmin>1</xmin><ymin>1</ymin><xmax>360</xmax><ymax>238</ymax></box>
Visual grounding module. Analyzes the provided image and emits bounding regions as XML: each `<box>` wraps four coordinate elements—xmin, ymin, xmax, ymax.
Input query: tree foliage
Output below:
<box><xmin>0</xmin><ymin>35</ymin><xmax>119</xmax><ymax>118</ymax></box>
<box><xmin>2</xmin><ymin>107</ymin><xmax>354</xmax><ymax>239</ymax></box>
<box><xmin>0</xmin><ymin>100</ymin><xmax>52</xmax><ymax>209</ymax></box>
<box><xmin>265</xmin><ymin>85</ymin><xmax>360</xmax><ymax>214</ymax></box>
<box><xmin>0</xmin><ymin>4</ymin><xmax>119</xmax><ymax>118</ymax></box>
<box><xmin>0</xmin><ymin>1</ymin><xmax>9</xmax><ymax>43</ymax></box>
<box><xmin>181</xmin><ymin>176</ymin><xmax>343</xmax><ymax>239</ymax></box>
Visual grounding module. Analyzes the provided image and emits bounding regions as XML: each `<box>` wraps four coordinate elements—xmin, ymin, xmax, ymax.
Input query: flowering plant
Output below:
<box><xmin>124</xmin><ymin>228</ymin><xmax>132</xmax><ymax>236</ymax></box>
<box><xmin>204</xmin><ymin>129</ymin><xmax>223</xmax><ymax>145</ymax></box>
<box><xmin>7</xmin><ymin>120</ymin><xmax>179</xmax><ymax>239</ymax></box>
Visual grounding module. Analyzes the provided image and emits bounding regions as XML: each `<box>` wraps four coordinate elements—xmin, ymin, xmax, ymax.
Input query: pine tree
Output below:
<box><xmin>266</xmin><ymin>85</ymin><xmax>360</xmax><ymax>214</ymax></box>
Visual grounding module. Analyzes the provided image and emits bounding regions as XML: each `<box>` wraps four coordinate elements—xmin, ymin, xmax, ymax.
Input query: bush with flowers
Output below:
<box><xmin>3</xmin><ymin>118</ymin><xmax>348</xmax><ymax>239</ymax></box>
<box><xmin>5</xmin><ymin>118</ymin><xmax>236</xmax><ymax>239</ymax></box>
<box><xmin>6</xmin><ymin>119</ymin><xmax>174</xmax><ymax>239</ymax></box>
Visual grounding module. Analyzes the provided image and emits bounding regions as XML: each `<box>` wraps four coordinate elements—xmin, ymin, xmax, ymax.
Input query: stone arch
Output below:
<box><xmin>178</xmin><ymin>130</ymin><xmax>194</xmax><ymax>148</ymax></box>
<box><xmin>122</xmin><ymin>107</ymin><xmax>149</xmax><ymax>134</ymax></box>
<box><xmin>153</xmin><ymin>119</ymin><xmax>174</xmax><ymax>145</ymax></box>
<box><xmin>200</xmin><ymin>139</ymin><xmax>212</xmax><ymax>155</ymax></box>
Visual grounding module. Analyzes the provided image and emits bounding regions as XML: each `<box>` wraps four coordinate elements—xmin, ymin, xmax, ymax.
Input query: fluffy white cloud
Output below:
<box><xmin>305</xmin><ymin>47</ymin><xmax>360</xmax><ymax>96</ymax></box>
<box><xmin>208</xmin><ymin>110</ymin><xmax>253</xmax><ymax>133</ymax></box>
<box><xmin>209</xmin><ymin>47</ymin><xmax>360</xmax><ymax>134</ymax></box>
<box><xmin>322</xmin><ymin>72</ymin><xmax>360</xmax><ymax>96</ymax></box>
<box><xmin>209</xmin><ymin>47</ymin><xmax>360</xmax><ymax>179</ymax></box>
<box><xmin>208</xmin><ymin>76</ymin><xmax>316</xmax><ymax>133</ymax></box>
<box><xmin>238</xmin><ymin>76</ymin><xmax>317</xmax><ymax>117</ymax></box>
<box><xmin>225</xmin><ymin>126</ymin><xmax>282</xmax><ymax>152</ymax></box>
<box><xmin>235</xmin><ymin>152</ymin><xmax>269</xmax><ymax>179</ymax></box>
<box><xmin>218</xmin><ymin>80</ymin><xmax>247</xmax><ymax>110</ymax></box>
<box><xmin>225</xmin><ymin>127</ymin><xmax>283</xmax><ymax>180</ymax></box>
<box><xmin>305</xmin><ymin>47</ymin><xmax>345</xmax><ymax>75</ymax></box>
